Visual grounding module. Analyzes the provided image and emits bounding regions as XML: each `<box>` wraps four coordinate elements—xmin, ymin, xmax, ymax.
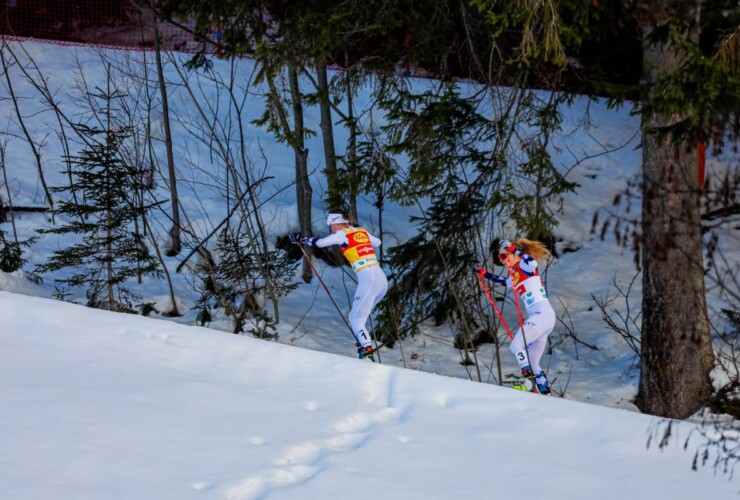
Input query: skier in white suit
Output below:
<box><xmin>291</xmin><ymin>213</ymin><xmax>388</xmax><ymax>360</ymax></box>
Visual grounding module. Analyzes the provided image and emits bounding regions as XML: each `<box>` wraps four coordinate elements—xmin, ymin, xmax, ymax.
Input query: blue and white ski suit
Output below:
<box><xmin>490</xmin><ymin>251</ymin><xmax>555</xmax><ymax>379</ymax></box>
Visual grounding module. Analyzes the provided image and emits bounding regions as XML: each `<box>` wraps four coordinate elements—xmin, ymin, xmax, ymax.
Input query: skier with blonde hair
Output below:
<box><xmin>472</xmin><ymin>238</ymin><xmax>555</xmax><ymax>394</ymax></box>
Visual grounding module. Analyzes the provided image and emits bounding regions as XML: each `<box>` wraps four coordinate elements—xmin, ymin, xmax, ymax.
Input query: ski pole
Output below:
<box><xmin>295</xmin><ymin>243</ymin><xmax>356</xmax><ymax>342</ymax></box>
<box><xmin>475</xmin><ymin>275</ymin><xmax>514</xmax><ymax>340</ymax></box>
<box><xmin>511</xmin><ymin>283</ymin><xmax>531</xmax><ymax>351</ymax></box>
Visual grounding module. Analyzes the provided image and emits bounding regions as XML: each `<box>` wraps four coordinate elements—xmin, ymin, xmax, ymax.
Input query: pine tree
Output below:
<box><xmin>0</xmin><ymin>228</ymin><xmax>35</xmax><ymax>273</ymax></box>
<box><xmin>632</xmin><ymin>0</ymin><xmax>740</xmax><ymax>419</ymax></box>
<box><xmin>373</xmin><ymin>82</ymin><xmax>576</xmax><ymax>353</ymax></box>
<box><xmin>192</xmin><ymin>227</ymin><xmax>298</xmax><ymax>336</ymax></box>
<box><xmin>37</xmin><ymin>76</ymin><xmax>162</xmax><ymax>312</ymax></box>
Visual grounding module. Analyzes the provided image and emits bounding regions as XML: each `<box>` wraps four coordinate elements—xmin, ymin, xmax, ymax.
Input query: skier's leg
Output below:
<box><xmin>348</xmin><ymin>268</ymin><xmax>384</xmax><ymax>348</ymax></box>
<box><xmin>370</xmin><ymin>267</ymin><xmax>388</xmax><ymax>308</ymax></box>
<box><xmin>526</xmin><ymin>336</ymin><xmax>548</xmax><ymax>375</ymax></box>
<box><xmin>522</xmin><ymin>302</ymin><xmax>557</xmax><ymax>389</ymax></box>
<box><xmin>510</xmin><ymin>323</ymin><xmax>545</xmax><ymax>370</ymax></box>
<box><xmin>509</xmin><ymin>301</ymin><xmax>556</xmax><ymax>372</ymax></box>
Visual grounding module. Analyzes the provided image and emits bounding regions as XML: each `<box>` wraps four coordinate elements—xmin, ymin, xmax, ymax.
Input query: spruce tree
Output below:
<box><xmin>0</xmin><ymin>229</ymin><xmax>35</xmax><ymax>273</ymax></box>
<box><xmin>192</xmin><ymin>226</ymin><xmax>298</xmax><ymax>336</ymax></box>
<box><xmin>372</xmin><ymin>82</ymin><xmax>576</xmax><ymax>352</ymax></box>
<box><xmin>37</xmin><ymin>79</ymin><xmax>162</xmax><ymax>312</ymax></box>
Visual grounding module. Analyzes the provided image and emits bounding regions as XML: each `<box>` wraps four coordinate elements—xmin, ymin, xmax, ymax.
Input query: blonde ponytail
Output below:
<box><xmin>517</xmin><ymin>238</ymin><xmax>551</xmax><ymax>262</ymax></box>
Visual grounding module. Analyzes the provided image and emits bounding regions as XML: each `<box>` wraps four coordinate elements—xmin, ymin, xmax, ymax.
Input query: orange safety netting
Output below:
<box><xmin>0</xmin><ymin>1</ymin><xmax>218</xmax><ymax>53</ymax></box>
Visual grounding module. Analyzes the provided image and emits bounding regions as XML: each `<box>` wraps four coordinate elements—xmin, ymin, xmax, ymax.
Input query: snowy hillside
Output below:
<box><xmin>1</xmin><ymin>291</ymin><xmax>736</xmax><ymax>500</ymax></box>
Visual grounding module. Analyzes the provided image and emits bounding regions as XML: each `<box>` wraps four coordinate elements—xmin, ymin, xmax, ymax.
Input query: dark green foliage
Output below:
<box><xmin>36</xmin><ymin>86</ymin><xmax>162</xmax><ymax>312</ymax></box>
<box><xmin>376</xmin><ymin>187</ymin><xmax>486</xmax><ymax>339</ymax></box>
<box><xmin>707</xmin><ymin>309</ymin><xmax>740</xmax><ymax>419</ymax></box>
<box><xmin>639</xmin><ymin>25</ymin><xmax>740</xmax><ymax>149</ymax></box>
<box><xmin>192</xmin><ymin>227</ymin><xmax>298</xmax><ymax>337</ymax></box>
<box><xmin>381</xmin><ymin>84</ymin><xmax>495</xmax><ymax>202</ymax></box>
<box><xmin>506</xmin><ymin>95</ymin><xmax>579</xmax><ymax>241</ymax></box>
<box><xmin>0</xmin><ymin>230</ymin><xmax>35</xmax><ymax>272</ymax></box>
<box><xmin>470</xmin><ymin>0</ymin><xmax>589</xmax><ymax>68</ymax></box>
<box><xmin>723</xmin><ymin>308</ymin><xmax>740</xmax><ymax>334</ymax></box>
<box><xmin>138</xmin><ymin>302</ymin><xmax>159</xmax><ymax>317</ymax></box>
<box><xmin>333</xmin><ymin>95</ymin><xmax>401</xmax><ymax>221</ymax></box>
<box><xmin>372</xmin><ymin>83</ymin><xmax>576</xmax><ymax>342</ymax></box>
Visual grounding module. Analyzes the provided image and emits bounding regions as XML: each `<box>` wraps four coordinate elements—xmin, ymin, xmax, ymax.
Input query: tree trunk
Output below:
<box><xmin>637</xmin><ymin>22</ymin><xmax>714</xmax><ymax>419</ymax></box>
<box><xmin>0</xmin><ymin>45</ymin><xmax>53</xmax><ymax>210</ymax></box>
<box><xmin>316</xmin><ymin>64</ymin><xmax>340</xmax><ymax>210</ymax></box>
<box><xmin>104</xmin><ymin>70</ymin><xmax>115</xmax><ymax>310</ymax></box>
<box><xmin>289</xmin><ymin>64</ymin><xmax>313</xmax><ymax>283</ymax></box>
<box><xmin>154</xmin><ymin>18</ymin><xmax>181</xmax><ymax>257</ymax></box>
<box><xmin>344</xmin><ymin>57</ymin><xmax>358</xmax><ymax>223</ymax></box>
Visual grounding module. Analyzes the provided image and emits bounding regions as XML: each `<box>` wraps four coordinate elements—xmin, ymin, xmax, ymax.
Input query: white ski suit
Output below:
<box><xmin>313</xmin><ymin>227</ymin><xmax>388</xmax><ymax>349</ymax></box>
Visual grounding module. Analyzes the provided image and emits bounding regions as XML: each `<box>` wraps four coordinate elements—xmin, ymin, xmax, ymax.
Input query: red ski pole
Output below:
<box><xmin>511</xmin><ymin>282</ymin><xmax>532</xmax><ymax>352</ymax></box>
<box><xmin>476</xmin><ymin>275</ymin><xmax>514</xmax><ymax>340</ymax></box>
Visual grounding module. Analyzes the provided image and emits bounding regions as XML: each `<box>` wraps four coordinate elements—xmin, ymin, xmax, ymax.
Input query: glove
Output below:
<box><xmin>472</xmin><ymin>267</ymin><xmax>496</xmax><ymax>281</ymax></box>
<box><xmin>288</xmin><ymin>232</ymin><xmax>303</xmax><ymax>244</ymax></box>
<box><xmin>499</xmin><ymin>239</ymin><xmax>516</xmax><ymax>253</ymax></box>
<box><xmin>299</xmin><ymin>236</ymin><xmax>313</xmax><ymax>245</ymax></box>
<box><xmin>471</xmin><ymin>267</ymin><xmax>488</xmax><ymax>277</ymax></box>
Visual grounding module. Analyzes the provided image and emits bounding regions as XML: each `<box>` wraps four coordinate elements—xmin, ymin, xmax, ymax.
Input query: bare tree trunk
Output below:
<box><xmin>343</xmin><ymin>56</ymin><xmax>358</xmax><ymax>223</ymax></box>
<box><xmin>637</xmin><ymin>20</ymin><xmax>714</xmax><ymax>418</ymax></box>
<box><xmin>143</xmin><ymin>215</ymin><xmax>180</xmax><ymax>316</ymax></box>
<box><xmin>316</xmin><ymin>64</ymin><xmax>339</xmax><ymax>209</ymax></box>
<box><xmin>104</xmin><ymin>68</ymin><xmax>115</xmax><ymax>310</ymax></box>
<box><xmin>154</xmin><ymin>18</ymin><xmax>181</xmax><ymax>256</ymax></box>
<box><xmin>289</xmin><ymin>63</ymin><xmax>313</xmax><ymax>283</ymax></box>
<box><xmin>0</xmin><ymin>39</ymin><xmax>82</xmax><ymax>213</ymax></box>
<box><xmin>0</xmin><ymin>143</ymin><xmax>17</xmax><ymax>237</ymax></box>
<box><xmin>0</xmin><ymin>45</ymin><xmax>53</xmax><ymax>209</ymax></box>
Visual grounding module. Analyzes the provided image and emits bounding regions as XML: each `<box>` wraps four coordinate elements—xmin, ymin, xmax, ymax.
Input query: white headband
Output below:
<box><xmin>327</xmin><ymin>213</ymin><xmax>349</xmax><ymax>226</ymax></box>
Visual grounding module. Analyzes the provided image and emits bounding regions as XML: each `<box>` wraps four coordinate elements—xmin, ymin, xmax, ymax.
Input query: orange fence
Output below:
<box><xmin>0</xmin><ymin>1</ymin><xmax>215</xmax><ymax>53</ymax></box>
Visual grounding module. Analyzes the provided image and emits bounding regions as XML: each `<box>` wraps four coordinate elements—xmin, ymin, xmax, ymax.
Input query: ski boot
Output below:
<box><xmin>521</xmin><ymin>364</ymin><xmax>536</xmax><ymax>380</ymax></box>
<box><xmin>357</xmin><ymin>345</ymin><xmax>375</xmax><ymax>362</ymax></box>
<box><xmin>535</xmin><ymin>371</ymin><xmax>551</xmax><ymax>395</ymax></box>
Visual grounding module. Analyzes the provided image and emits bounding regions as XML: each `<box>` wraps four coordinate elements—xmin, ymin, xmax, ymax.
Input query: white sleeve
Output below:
<box><xmin>518</xmin><ymin>255</ymin><xmax>538</xmax><ymax>274</ymax></box>
<box><xmin>367</xmin><ymin>231</ymin><xmax>382</xmax><ymax>247</ymax></box>
<box><xmin>314</xmin><ymin>231</ymin><xmax>348</xmax><ymax>248</ymax></box>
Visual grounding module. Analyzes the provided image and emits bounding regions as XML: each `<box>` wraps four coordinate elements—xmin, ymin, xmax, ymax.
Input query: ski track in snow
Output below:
<box><xmin>227</xmin><ymin>367</ymin><xmax>409</xmax><ymax>500</ymax></box>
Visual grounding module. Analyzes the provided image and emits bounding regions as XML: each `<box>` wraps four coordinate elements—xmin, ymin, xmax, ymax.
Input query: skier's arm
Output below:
<box><xmin>472</xmin><ymin>267</ymin><xmax>507</xmax><ymax>286</ymax></box>
<box><xmin>290</xmin><ymin>231</ymin><xmax>346</xmax><ymax>248</ymax></box>
<box><xmin>367</xmin><ymin>231</ymin><xmax>381</xmax><ymax>247</ymax></box>
<box><xmin>492</xmin><ymin>274</ymin><xmax>510</xmax><ymax>287</ymax></box>
<box><xmin>311</xmin><ymin>231</ymin><xmax>348</xmax><ymax>248</ymax></box>
<box><xmin>516</xmin><ymin>251</ymin><xmax>538</xmax><ymax>274</ymax></box>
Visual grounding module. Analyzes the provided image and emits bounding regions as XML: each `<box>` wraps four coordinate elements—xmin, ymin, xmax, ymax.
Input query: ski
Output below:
<box><xmin>502</xmin><ymin>373</ymin><xmax>543</xmax><ymax>394</ymax></box>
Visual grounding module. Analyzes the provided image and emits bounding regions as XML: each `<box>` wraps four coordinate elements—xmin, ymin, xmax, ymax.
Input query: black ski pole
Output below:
<box><xmin>295</xmin><ymin>243</ymin><xmax>356</xmax><ymax>343</ymax></box>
